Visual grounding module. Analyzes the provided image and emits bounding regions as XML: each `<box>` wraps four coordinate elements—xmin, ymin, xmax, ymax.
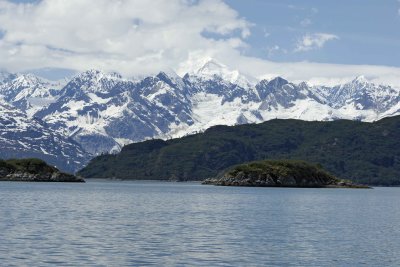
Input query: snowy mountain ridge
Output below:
<box><xmin>0</xmin><ymin>59</ymin><xmax>399</xmax><ymax>171</ymax></box>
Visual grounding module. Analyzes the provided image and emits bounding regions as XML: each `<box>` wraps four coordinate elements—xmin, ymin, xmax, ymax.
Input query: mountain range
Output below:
<box><xmin>1</xmin><ymin>58</ymin><xmax>400</xmax><ymax>172</ymax></box>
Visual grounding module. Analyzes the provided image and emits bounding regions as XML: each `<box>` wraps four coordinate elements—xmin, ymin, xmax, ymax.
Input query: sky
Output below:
<box><xmin>1</xmin><ymin>0</ymin><xmax>399</xmax><ymax>86</ymax></box>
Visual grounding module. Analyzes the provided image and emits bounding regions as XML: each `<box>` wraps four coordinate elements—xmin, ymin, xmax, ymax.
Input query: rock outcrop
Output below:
<box><xmin>203</xmin><ymin>160</ymin><xmax>369</xmax><ymax>188</ymax></box>
<box><xmin>0</xmin><ymin>158</ymin><xmax>84</xmax><ymax>182</ymax></box>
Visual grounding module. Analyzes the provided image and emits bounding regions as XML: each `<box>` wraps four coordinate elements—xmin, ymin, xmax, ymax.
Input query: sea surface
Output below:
<box><xmin>0</xmin><ymin>181</ymin><xmax>399</xmax><ymax>266</ymax></box>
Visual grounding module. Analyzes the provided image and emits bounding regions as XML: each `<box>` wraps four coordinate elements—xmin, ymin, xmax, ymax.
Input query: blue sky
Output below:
<box><xmin>226</xmin><ymin>0</ymin><xmax>400</xmax><ymax>67</ymax></box>
<box><xmin>1</xmin><ymin>0</ymin><xmax>400</xmax><ymax>85</ymax></box>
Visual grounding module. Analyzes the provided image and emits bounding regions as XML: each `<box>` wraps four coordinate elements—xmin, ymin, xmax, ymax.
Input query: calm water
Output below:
<box><xmin>0</xmin><ymin>181</ymin><xmax>400</xmax><ymax>266</ymax></box>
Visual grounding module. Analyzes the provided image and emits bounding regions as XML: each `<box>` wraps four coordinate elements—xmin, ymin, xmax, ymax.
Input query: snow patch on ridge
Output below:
<box><xmin>1</xmin><ymin>59</ymin><xmax>400</xmax><ymax>159</ymax></box>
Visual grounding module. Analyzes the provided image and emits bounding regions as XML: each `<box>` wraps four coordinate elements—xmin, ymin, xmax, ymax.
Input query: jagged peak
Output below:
<box><xmin>298</xmin><ymin>81</ymin><xmax>310</xmax><ymax>87</ymax></box>
<box><xmin>108</xmin><ymin>71</ymin><xmax>123</xmax><ymax>79</ymax></box>
<box><xmin>61</xmin><ymin>69</ymin><xmax>127</xmax><ymax>95</ymax></box>
<box><xmin>155</xmin><ymin>70</ymin><xmax>185</xmax><ymax>89</ymax></box>
<box><xmin>14</xmin><ymin>73</ymin><xmax>44</xmax><ymax>84</ymax></box>
<box><xmin>156</xmin><ymin>69</ymin><xmax>180</xmax><ymax>80</ymax></box>
<box><xmin>268</xmin><ymin>76</ymin><xmax>289</xmax><ymax>86</ymax></box>
<box><xmin>74</xmin><ymin>69</ymin><xmax>104</xmax><ymax>80</ymax></box>
<box><xmin>352</xmin><ymin>75</ymin><xmax>370</xmax><ymax>85</ymax></box>
<box><xmin>188</xmin><ymin>57</ymin><xmax>232</xmax><ymax>80</ymax></box>
<box><xmin>75</xmin><ymin>69</ymin><xmax>123</xmax><ymax>81</ymax></box>
<box><xmin>256</xmin><ymin>76</ymin><xmax>288</xmax><ymax>88</ymax></box>
<box><xmin>0</xmin><ymin>73</ymin><xmax>56</xmax><ymax>92</ymax></box>
<box><xmin>185</xmin><ymin>57</ymin><xmax>258</xmax><ymax>88</ymax></box>
<box><xmin>155</xmin><ymin>71</ymin><xmax>176</xmax><ymax>85</ymax></box>
<box><xmin>196</xmin><ymin>58</ymin><xmax>227</xmax><ymax>74</ymax></box>
<box><xmin>156</xmin><ymin>71</ymin><xmax>169</xmax><ymax>79</ymax></box>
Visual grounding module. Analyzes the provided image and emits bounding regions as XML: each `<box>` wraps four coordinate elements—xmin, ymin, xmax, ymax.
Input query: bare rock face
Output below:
<box><xmin>0</xmin><ymin>158</ymin><xmax>84</xmax><ymax>182</ymax></box>
<box><xmin>203</xmin><ymin>160</ymin><xmax>369</xmax><ymax>188</ymax></box>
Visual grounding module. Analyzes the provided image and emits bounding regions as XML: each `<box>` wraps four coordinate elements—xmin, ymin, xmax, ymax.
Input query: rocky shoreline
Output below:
<box><xmin>0</xmin><ymin>158</ymin><xmax>84</xmax><ymax>183</ymax></box>
<box><xmin>202</xmin><ymin>160</ymin><xmax>370</xmax><ymax>189</ymax></box>
<box><xmin>202</xmin><ymin>177</ymin><xmax>369</xmax><ymax>188</ymax></box>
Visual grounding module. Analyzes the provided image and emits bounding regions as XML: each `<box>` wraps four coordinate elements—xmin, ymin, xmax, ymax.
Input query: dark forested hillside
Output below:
<box><xmin>78</xmin><ymin>116</ymin><xmax>400</xmax><ymax>185</ymax></box>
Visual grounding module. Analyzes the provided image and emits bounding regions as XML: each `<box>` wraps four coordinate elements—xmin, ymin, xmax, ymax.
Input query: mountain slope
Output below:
<box><xmin>0</xmin><ymin>101</ymin><xmax>89</xmax><ymax>172</ymax></box>
<box><xmin>78</xmin><ymin>115</ymin><xmax>400</xmax><ymax>186</ymax></box>
<box><xmin>0</xmin><ymin>72</ymin><xmax>62</xmax><ymax>116</ymax></box>
<box><xmin>35</xmin><ymin>70</ymin><xmax>196</xmax><ymax>154</ymax></box>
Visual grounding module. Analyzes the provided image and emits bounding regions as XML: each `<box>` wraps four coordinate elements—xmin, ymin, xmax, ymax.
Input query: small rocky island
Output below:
<box><xmin>203</xmin><ymin>160</ymin><xmax>369</xmax><ymax>188</ymax></box>
<box><xmin>0</xmin><ymin>158</ymin><xmax>84</xmax><ymax>182</ymax></box>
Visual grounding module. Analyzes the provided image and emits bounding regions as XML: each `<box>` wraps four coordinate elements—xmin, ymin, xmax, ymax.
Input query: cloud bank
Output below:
<box><xmin>0</xmin><ymin>0</ymin><xmax>250</xmax><ymax>74</ymax></box>
<box><xmin>0</xmin><ymin>0</ymin><xmax>399</xmax><ymax>87</ymax></box>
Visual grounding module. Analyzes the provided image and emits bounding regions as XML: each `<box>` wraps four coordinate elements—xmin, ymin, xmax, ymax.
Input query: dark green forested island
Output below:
<box><xmin>203</xmin><ymin>160</ymin><xmax>369</xmax><ymax>188</ymax></box>
<box><xmin>0</xmin><ymin>158</ymin><xmax>84</xmax><ymax>182</ymax></box>
<box><xmin>78</xmin><ymin>116</ymin><xmax>400</xmax><ymax>186</ymax></box>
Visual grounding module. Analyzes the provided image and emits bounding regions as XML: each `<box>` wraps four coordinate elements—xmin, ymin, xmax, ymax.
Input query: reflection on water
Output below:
<box><xmin>0</xmin><ymin>181</ymin><xmax>399</xmax><ymax>266</ymax></box>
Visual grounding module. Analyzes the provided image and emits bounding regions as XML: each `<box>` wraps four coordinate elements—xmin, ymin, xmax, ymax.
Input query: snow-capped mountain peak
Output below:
<box><xmin>189</xmin><ymin>58</ymin><xmax>258</xmax><ymax>89</ymax></box>
<box><xmin>196</xmin><ymin>58</ymin><xmax>228</xmax><ymax>76</ymax></box>
<box><xmin>344</xmin><ymin>75</ymin><xmax>375</xmax><ymax>91</ymax></box>
<box><xmin>74</xmin><ymin>69</ymin><xmax>124</xmax><ymax>82</ymax></box>
<box><xmin>156</xmin><ymin>71</ymin><xmax>185</xmax><ymax>89</ymax></box>
<box><xmin>64</xmin><ymin>69</ymin><xmax>128</xmax><ymax>95</ymax></box>
<box><xmin>0</xmin><ymin>72</ymin><xmax>61</xmax><ymax>115</ymax></box>
<box><xmin>14</xmin><ymin>73</ymin><xmax>43</xmax><ymax>86</ymax></box>
<box><xmin>353</xmin><ymin>75</ymin><xmax>369</xmax><ymax>84</ymax></box>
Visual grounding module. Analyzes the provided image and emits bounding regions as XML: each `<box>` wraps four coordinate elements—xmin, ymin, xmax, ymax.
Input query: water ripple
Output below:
<box><xmin>0</xmin><ymin>181</ymin><xmax>399</xmax><ymax>266</ymax></box>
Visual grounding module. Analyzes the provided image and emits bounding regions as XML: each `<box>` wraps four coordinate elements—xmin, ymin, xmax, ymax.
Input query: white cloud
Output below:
<box><xmin>0</xmin><ymin>0</ymin><xmax>250</xmax><ymax>75</ymax></box>
<box><xmin>176</xmin><ymin>50</ymin><xmax>400</xmax><ymax>88</ymax></box>
<box><xmin>295</xmin><ymin>33</ymin><xmax>339</xmax><ymax>52</ymax></box>
<box><xmin>0</xmin><ymin>0</ymin><xmax>399</xmax><ymax>88</ymax></box>
<box><xmin>236</xmin><ymin>57</ymin><xmax>400</xmax><ymax>88</ymax></box>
